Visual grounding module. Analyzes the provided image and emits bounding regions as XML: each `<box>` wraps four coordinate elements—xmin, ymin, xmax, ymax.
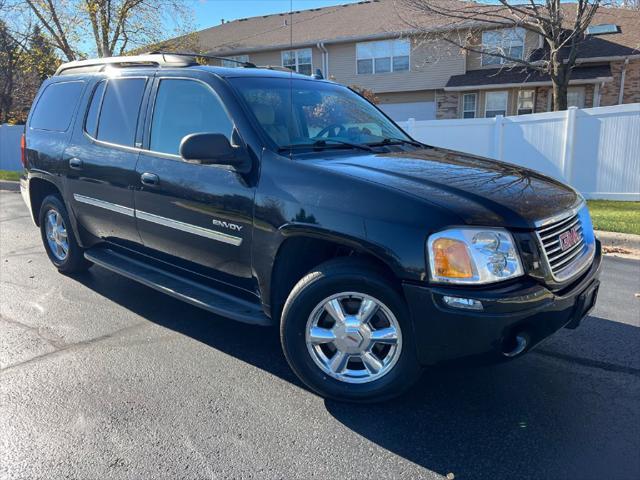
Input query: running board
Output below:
<box><xmin>84</xmin><ymin>248</ymin><xmax>271</xmax><ymax>326</ymax></box>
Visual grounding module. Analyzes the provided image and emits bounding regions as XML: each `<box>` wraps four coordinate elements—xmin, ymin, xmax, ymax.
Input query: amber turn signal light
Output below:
<box><xmin>432</xmin><ymin>238</ymin><xmax>473</xmax><ymax>278</ymax></box>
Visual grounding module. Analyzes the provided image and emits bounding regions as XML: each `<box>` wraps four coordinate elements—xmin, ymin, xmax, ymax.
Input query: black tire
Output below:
<box><xmin>39</xmin><ymin>194</ymin><xmax>91</xmax><ymax>274</ymax></box>
<box><xmin>280</xmin><ymin>257</ymin><xmax>421</xmax><ymax>403</ymax></box>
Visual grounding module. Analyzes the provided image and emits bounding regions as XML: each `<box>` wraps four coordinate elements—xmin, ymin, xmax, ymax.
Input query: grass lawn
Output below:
<box><xmin>587</xmin><ymin>200</ymin><xmax>640</xmax><ymax>235</ymax></box>
<box><xmin>0</xmin><ymin>170</ymin><xmax>21</xmax><ymax>182</ymax></box>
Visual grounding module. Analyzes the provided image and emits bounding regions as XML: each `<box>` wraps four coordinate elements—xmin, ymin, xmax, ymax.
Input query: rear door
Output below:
<box><xmin>64</xmin><ymin>73</ymin><xmax>150</xmax><ymax>245</ymax></box>
<box><xmin>134</xmin><ymin>72</ymin><xmax>255</xmax><ymax>292</ymax></box>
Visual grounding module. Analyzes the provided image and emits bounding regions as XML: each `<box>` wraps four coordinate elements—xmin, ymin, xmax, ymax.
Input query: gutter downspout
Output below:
<box><xmin>317</xmin><ymin>42</ymin><xmax>329</xmax><ymax>78</ymax></box>
<box><xmin>618</xmin><ymin>58</ymin><xmax>629</xmax><ymax>105</ymax></box>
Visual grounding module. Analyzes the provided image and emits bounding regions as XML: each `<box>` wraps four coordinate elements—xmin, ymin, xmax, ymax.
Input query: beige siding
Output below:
<box><xmin>377</xmin><ymin>90</ymin><xmax>436</xmax><ymax>104</ymax></box>
<box><xmin>466</xmin><ymin>29</ymin><xmax>540</xmax><ymax>71</ymax></box>
<box><xmin>247</xmin><ymin>47</ymin><xmax>323</xmax><ymax>72</ymax></box>
<box><xmin>327</xmin><ymin>37</ymin><xmax>465</xmax><ymax>93</ymax></box>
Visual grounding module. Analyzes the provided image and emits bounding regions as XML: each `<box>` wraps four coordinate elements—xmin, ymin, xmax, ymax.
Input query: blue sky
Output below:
<box><xmin>190</xmin><ymin>0</ymin><xmax>362</xmax><ymax>29</ymax></box>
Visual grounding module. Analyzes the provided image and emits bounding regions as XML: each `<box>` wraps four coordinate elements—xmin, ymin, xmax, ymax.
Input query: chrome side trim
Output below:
<box><xmin>72</xmin><ymin>194</ymin><xmax>243</xmax><ymax>246</ymax></box>
<box><xmin>136</xmin><ymin>210</ymin><xmax>243</xmax><ymax>246</ymax></box>
<box><xmin>73</xmin><ymin>194</ymin><xmax>135</xmax><ymax>217</ymax></box>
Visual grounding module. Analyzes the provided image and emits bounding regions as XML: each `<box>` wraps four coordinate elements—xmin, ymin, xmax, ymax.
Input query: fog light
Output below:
<box><xmin>442</xmin><ymin>296</ymin><xmax>483</xmax><ymax>310</ymax></box>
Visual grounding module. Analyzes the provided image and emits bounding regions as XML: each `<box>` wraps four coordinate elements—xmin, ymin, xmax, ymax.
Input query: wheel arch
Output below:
<box><xmin>268</xmin><ymin>225</ymin><xmax>405</xmax><ymax>323</ymax></box>
<box><xmin>28</xmin><ymin>176</ymin><xmax>63</xmax><ymax>227</ymax></box>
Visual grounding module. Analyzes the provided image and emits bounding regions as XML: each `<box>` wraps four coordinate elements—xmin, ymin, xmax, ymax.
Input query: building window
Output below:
<box><xmin>356</xmin><ymin>39</ymin><xmax>410</xmax><ymax>75</ymax></box>
<box><xmin>586</xmin><ymin>24</ymin><xmax>619</xmax><ymax>35</ymax></box>
<box><xmin>485</xmin><ymin>91</ymin><xmax>508</xmax><ymax>117</ymax></box>
<box><xmin>222</xmin><ymin>55</ymin><xmax>249</xmax><ymax>68</ymax></box>
<box><xmin>567</xmin><ymin>87</ymin><xmax>585</xmax><ymax>108</ymax></box>
<box><xmin>517</xmin><ymin>90</ymin><xmax>534</xmax><ymax>115</ymax></box>
<box><xmin>282</xmin><ymin>48</ymin><xmax>312</xmax><ymax>75</ymax></box>
<box><xmin>481</xmin><ymin>28</ymin><xmax>525</xmax><ymax>66</ymax></box>
<box><xmin>547</xmin><ymin>87</ymin><xmax>586</xmax><ymax>111</ymax></box>
<box><xmin>462</xmin><ymin>93</ymin><xmax>477</xmax><ymax>118</ymax></box>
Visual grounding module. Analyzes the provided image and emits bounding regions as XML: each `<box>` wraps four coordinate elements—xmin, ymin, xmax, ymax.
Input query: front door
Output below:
<box><xmin>65</xmin><ymin>75</ymin><xmax>149</xmax><ymax>245</ymax></box>
<box><xmin>134</xmin><ymin>73</ymin><xmax>255</xmax><ymax>293</ymax></box>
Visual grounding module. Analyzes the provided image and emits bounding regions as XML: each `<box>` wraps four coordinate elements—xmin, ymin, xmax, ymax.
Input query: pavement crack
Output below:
<box><xmin>533</xmin><ymin>348</ymin><xmax>640</xmax><ymax>377</ymax></box>
<box><xmin>0</xmin><ymin>322</ymin><xmax>149</xmax><ymax>374</ymax></box>
<box><xmin>0</xmin><ymin>314</ymin><xmax>67</xmax><ymax>349</ymax></box>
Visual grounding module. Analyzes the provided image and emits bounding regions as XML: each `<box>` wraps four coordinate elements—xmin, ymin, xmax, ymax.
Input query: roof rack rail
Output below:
<box><xmin>148</xmin><ymin>50</ymin><xmax>257</xmax><ymax>68</ymax></box>
<box><xmin>54</xmin><ymin>53</ymin><xmax>197</xmax><ymax>76</ymax></box>
<box><xmin>257</xmin><ymin>65</ymin><xmax>295</xmax><ymax>73</ymax></box>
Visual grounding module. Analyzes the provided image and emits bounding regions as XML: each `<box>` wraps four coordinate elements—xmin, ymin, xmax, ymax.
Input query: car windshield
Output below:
<box><xmin>228</xmin><ymin>77</ymin><xmax>411</xmax><ymax>150</ymax></box>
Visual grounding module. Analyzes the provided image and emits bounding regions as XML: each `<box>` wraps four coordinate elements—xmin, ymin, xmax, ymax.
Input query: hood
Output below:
<box><xmin>313</xmin><ymin>147</ymin><xmax>581</xmax><ymax>229</ymax></box>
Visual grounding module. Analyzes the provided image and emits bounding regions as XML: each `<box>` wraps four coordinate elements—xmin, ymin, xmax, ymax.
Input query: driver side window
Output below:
<box><xmin>149</xmin><ymin>79</ymin><xmax>233</xmax><ymax>156</ymax></box>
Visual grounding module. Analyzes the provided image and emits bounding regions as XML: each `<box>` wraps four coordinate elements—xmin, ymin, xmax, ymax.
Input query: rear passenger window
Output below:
<box><xmin>84</xmin><ymin>81</ymin><xmax>105</xmax><ymax>138</ymax></box>
<box><xmin>149</xmin><ymin>79</ymin><xmax>233</xmax><ymax>155</ymax></box>
<box><xmin>30</xmin><ymin>81</ymin><xmax>85</xmax><ymax>132</ymax></box>
<box><xmin>96</xmin><ymin>78</ymin><xmax>146</xmax><ymax>146</ymax></box>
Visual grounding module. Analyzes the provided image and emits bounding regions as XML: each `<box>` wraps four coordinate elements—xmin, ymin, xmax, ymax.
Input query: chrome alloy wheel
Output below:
<box><xmin>44</xmin><ymin>208</ymin><xmax>69</xmax><ymax>261</ymax></box>
<box><xmin>305</xmin><ymin>292</ymin><xmax>402</xmax><ymax>384</ymax></box>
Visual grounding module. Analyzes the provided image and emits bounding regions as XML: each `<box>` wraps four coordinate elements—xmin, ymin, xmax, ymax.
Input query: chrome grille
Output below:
<box><xmin>536</xmin><ymin>211</ymin><xmax>588</xmax><ymax>282</ymax></box>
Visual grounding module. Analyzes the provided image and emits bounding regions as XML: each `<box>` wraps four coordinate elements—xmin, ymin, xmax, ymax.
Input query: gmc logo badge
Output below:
<box><xmin>559</xmin><ymin>227</ymin><xmax>581</xmax><ymax>251</ymax></box>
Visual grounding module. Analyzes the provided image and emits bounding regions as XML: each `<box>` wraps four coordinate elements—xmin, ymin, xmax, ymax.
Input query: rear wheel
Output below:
<box><xmin>39</xmin><ymin>195</ymin><xmax>91</xmax><ymax>273</ymax></box>
<box><xmin>280</xmin><ymin>258</ymin><xmax>421</xmax><ymax>402</ymax></box>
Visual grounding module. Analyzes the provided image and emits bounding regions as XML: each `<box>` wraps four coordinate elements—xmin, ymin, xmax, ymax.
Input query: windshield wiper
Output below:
<box><xmin>367</xmin><ymin>137</ymin><xmax>423</xmax><ymax>148</ymax></box>
<box><xmin>278</xmin><ymin>139</ymin><xmax>374</xmax><ymax>153</ymax></box>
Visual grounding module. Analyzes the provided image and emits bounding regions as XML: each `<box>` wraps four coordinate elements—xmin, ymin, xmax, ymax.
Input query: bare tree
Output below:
<box><xmin>9</xmin><ymin>0</ymin><xmax>194</xmax><ymax>61</ymax></box>
<box><xmin>399</xmin><ymin>0</ymin><xmax>604</xmax><ymax>110</ymax></box>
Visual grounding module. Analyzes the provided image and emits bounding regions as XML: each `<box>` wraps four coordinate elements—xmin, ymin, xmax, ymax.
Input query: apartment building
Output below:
<box><xmin>174</xmin><ymin>0</ymin><xmax>639</xmax><ymax>121</ymax></box>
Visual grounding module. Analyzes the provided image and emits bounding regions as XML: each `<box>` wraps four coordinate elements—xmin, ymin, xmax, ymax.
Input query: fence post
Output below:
<box><xmin>493</xmin><ymin>115</ymin><xmax>504</xmax><ymax>160</ymax></box>
<box><xmin>407</xmin><ymin>117</ymin><xmax>416</xmax><ymax>137</ymax></box>
<box><xmin>562</xmin><ymin>107</ymin><xmax>578</xmax><ymax>183</ymax></box>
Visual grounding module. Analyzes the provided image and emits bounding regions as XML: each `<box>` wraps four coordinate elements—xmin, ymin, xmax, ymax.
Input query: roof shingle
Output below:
<box><xmin>445</xmin><ymin>64</ymin><xmax>613</xmax><ymax>89</ymax></box>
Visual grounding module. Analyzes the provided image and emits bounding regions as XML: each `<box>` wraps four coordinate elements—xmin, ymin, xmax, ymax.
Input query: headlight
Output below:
<box><xmin>427</xmin><ymin>228</ymin><xmax>523</xmax><ymax>284</ymax></box>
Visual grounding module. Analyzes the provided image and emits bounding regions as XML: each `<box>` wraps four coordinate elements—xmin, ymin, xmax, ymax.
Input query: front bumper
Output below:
<box><xmin>403</xmin><ymin>240</ymin><xmax>602</xmax><ymax>365</ymax></box>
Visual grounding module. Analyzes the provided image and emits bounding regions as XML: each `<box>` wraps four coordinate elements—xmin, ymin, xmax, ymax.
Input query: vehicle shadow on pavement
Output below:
<box><xmin>72</xmin><ymin>269</ymin><xmax>640</xmax><ymax>480</ymax></box>
<box><xmin>325</xmin><ymin>318</ymin><xmax>640</xmax><ymax>480</ymax></box>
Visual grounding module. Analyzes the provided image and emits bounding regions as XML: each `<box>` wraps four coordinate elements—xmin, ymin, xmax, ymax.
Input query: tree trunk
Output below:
<box><xmin>552</xmin><ymin>81</ymin><xmax>568</xmax><ymax>111</ymax></box>
<box><xmin>551</xmin><ymin>58</ymin><xmax>570</xmax><ymax>111</ymax></box>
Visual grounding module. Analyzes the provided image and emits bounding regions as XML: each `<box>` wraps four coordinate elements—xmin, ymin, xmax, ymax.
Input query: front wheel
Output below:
<box><xmin>280</xmin><ymin>258</ymin><xmax>421</xmax><ymax>402</ymax></box>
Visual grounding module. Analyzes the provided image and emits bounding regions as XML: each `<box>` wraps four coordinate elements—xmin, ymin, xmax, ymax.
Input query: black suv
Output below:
<box><xmin>21</xmin><ymin>54</ymin><xmax>601</xmax><ymax>402</ymax></box>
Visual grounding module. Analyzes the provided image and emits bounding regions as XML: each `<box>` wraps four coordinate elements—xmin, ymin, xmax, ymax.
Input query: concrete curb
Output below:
<box><xmin>0</xmin><ymin>180</ymin><xmax>19</xmax><ymax>192</ymax></box>
<box><xmin>596</xmin><ymin>230</ymin><xmax>640</xmax><ymax>251</ymax></box>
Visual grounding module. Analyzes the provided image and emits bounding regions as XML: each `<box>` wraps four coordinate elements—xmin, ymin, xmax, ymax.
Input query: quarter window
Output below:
<box><xmin>485</xmin><ymin>91</ymin><xmax>508</xmax><ymax>118</ymax></box>
<box><xmin>356</xmin><ymin>39</ymin><xmax>410</xmax><ymax>75</ymax></box>
<box><xmin>517</xmin><ymin>90</ymin><xmax>534</xmax><ymax>115</ymax></box>
<box><xmin>84</xmin><ymin>81</ymin><xmax>106</xmax><ymax>137</ymax></box>
<box><xmin>30</xmin><ymin>81</ymin><xmax>85</xmax><ymax>132</ymax></box>
<box><xmin>282</xmin><ymin>48</ymin><xmax>312</xmax><ymax>75</ymax></box>
<box><xmin>95</xmin><ymin>78</ymin><xmax>146</xmax><ymax>146</ymax></box>
<box><xmin>462</xmin><ymin>93</ymin><xmax>477</xmax><ymax>119</ymax></box>
<box><xmin>149</xmin><ymin>79</ymin><xmax>233</xmax><ymax>156</ymax></box>
<box><xmin>222</xmin><ymin>55</ymin><xmax>249</xmax><ymax>68</ymax></box>
<box><xmin>481</xmin><ymin>28</ymin><xmax>525</xmax><ymax>66</ymax></box>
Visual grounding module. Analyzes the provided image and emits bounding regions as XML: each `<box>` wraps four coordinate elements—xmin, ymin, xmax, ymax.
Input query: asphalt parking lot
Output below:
<box><xmin>1</xmin><ymin>189</ymin><xmax>639</xmax><ymax>480</ymax></box>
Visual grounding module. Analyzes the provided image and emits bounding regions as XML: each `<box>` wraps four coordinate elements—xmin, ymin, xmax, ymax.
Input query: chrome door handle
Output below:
<box><xmin>69</xmin><ymin>158</ymin><xmax>83</xmax><ymax>170</ymax></box>
<box><xmin>140</xmin><ymin>172</ymin><xmax>159</xmax><ymax>186</ymax></box>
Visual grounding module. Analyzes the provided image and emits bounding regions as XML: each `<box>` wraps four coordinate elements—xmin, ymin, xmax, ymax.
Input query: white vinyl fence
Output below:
<box><xmin>399</xmin><ymin>103</ymin><xmax>640</xmax><ymax>201</ymax></box>
<box><xmin>0</xmin><ymin>124</ymin><xmax>23</xmax><ymax>172</ymax></box>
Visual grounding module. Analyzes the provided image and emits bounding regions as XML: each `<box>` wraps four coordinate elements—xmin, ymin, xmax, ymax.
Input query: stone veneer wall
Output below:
<box><xmin>435</xmin><ymin>89</ymin><xmax>459</xmax><ymax>119</ymax></box>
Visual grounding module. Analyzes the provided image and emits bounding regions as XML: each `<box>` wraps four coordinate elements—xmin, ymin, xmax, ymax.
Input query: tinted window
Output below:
<box><xmin>150</xmin><ymin>79</ymin><xmax>233</xmax><ymax>155</ymax></box>
<box><xmin>84</xmin><ymin>81</ymin><xmax>106</xmax><ymax>138</ymax></box>
<box><xmin>229</xmin><ymin>77</ymin><xmax>409</xmax><ymax>148</ymax></box>
<box><xmin>96</xmin><ymin>78</ymin><xmax>146</xmax><ymax>146</ymax></box>
<box><xmin>30</xmin><ymin>81</ymin><xmax>85</xmax><ymax>132</ymax></box>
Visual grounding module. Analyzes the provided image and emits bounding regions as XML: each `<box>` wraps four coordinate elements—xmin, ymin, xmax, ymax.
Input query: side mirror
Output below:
<box><xmin>179</xmin><ymin>133</ymin><xmax>250</xmax><ymax>172</ymax></box>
